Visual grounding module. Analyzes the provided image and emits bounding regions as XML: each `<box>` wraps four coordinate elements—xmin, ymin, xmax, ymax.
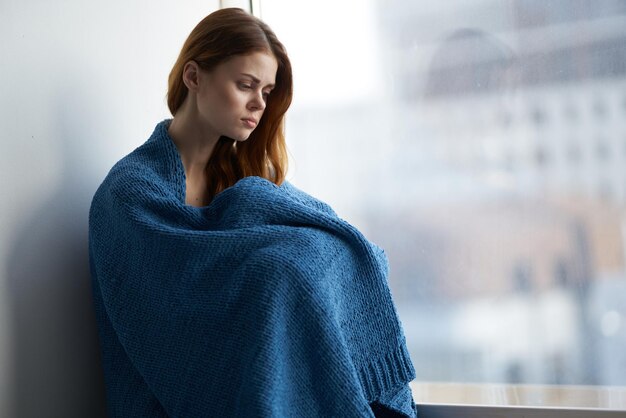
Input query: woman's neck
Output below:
<box><xmin>167</xmin><ymin>100</ymin><xmax>219</xmax><ymax>179</ymax></box>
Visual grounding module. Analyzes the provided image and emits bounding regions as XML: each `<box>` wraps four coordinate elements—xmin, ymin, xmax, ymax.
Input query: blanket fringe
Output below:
<box><xmin>358</xmin><ymin>338</ymin><xmax>416</xmax><ymax>402</ymax></box>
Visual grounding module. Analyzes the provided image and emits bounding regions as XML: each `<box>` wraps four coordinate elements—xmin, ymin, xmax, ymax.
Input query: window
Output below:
<box><xmin>256</xmin><ymin>0</ymin><xmax>626</xmax><ymax>414</ymax></box>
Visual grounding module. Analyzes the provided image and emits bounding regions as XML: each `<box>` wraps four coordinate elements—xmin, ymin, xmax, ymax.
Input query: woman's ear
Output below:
<box><xmin>182</xmin><ymin>60</ymin><xmax>201</xmax><ymax>92</ymax></box>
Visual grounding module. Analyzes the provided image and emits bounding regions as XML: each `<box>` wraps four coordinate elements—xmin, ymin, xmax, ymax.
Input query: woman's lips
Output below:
<box><xmin>242</xmin><ymin>118</ymin><xmax>257</xmax><ymax>128</ymax></box>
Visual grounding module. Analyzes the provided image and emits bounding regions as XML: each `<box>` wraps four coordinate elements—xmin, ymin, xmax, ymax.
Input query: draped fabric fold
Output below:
<box><xmin>89</xmin><ymin>120</ymin><xmax>416</xmax><ymax>417</ymax></box>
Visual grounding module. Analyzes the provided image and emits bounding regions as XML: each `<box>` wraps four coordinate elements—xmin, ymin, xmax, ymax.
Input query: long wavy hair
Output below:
<box><xmin>167</xmin><ymin>8</ymin><xmax>293</xmax><ymax>201</ymax></box>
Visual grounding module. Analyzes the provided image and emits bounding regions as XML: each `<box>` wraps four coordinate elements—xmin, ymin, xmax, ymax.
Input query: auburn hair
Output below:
<box><xmin>167</xmin><ymin>8</ymin><xmax>293</xmax><ymax>202</ymax></box>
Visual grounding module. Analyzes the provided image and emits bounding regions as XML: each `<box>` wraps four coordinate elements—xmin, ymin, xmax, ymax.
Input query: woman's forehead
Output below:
<box><xmin>220</xmin><ymin>52</ymin><xmax>278</xmax><ymax>85</ymax></box>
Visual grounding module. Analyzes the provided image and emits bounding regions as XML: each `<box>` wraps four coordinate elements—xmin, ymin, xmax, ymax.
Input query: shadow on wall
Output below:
<box><xmin>5</xmin><ymin>74</ymin><xmax>107</xmax><ymax>418</ymax></box>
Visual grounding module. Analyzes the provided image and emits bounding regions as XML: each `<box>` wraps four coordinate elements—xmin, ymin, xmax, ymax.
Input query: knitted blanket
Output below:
<box><xmin>89</xmin><ymin>120</ymin><xmax>416</xmax><ymax>417</ymax></box>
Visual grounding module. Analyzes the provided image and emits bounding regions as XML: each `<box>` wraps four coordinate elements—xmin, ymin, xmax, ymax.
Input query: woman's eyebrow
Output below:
<box><xmin>240</xmin><ymin>73</ymin><xmax>275</xmax><ymax>89</ymax></box>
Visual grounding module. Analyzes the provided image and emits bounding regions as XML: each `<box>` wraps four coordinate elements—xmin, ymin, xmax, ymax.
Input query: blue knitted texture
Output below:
<box><xmin>89</xmin><ymin>120</ymin><xmax>416</xmax><ymax>417</ymax></box>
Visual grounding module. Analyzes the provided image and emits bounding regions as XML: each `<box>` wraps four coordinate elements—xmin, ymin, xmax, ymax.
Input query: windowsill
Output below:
<box><xmin>411</xmin><ymin>382</ymin><xmax>626</xmax><ymax>416</ymax></box>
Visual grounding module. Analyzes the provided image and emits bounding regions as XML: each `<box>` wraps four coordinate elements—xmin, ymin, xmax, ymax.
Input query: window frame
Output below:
<box><xmin>417</xmin><ymin>403</ymin><xmax>625</xmax><ymax>418</ymax></box>
<box><xmin>411</xmin><ymin>382</ymin><xmax>626</xmax><ymax>417</ymax></box>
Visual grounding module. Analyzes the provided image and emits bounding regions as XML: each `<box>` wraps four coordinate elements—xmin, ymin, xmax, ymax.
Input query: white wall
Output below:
<box><xmin>0</xmin><ymin>1</ymin><xmax>220</xmax><ymax>416</ymax></box>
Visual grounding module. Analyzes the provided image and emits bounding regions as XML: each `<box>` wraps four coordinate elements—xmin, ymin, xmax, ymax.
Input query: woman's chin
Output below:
<box><xmin>231</xmin><ymin>132</ymin><xmax>252</xmax><ymax>142</ymax></box>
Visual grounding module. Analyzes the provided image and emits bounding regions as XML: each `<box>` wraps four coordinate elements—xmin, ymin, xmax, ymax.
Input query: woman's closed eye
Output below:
<box><xmin>238</xmin><ymin>81</ymin><xmax>253</xmax><ymax>90</ymax></box>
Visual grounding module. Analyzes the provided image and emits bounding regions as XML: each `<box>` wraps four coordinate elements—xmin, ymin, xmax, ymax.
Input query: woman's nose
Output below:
<box><xmin>249</xmin><ymin>91</ymin><xmax>266</xmax><ymax>111</ymax></box>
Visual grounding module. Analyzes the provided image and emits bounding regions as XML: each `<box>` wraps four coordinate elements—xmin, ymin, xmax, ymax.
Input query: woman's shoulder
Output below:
<box><xmin>93</xmin><ymin>135</ymin><xmax>182</xmax><ymax>208</ymax></box>
<box><xmin>102</xmin><ymin>147</ymin><xmax>161</xmax><ymax>193</ymax></box>
<box><xmin>103</xmin><ymin>120</ymin><xmax>177</xmax><ymax>184</ymax></box>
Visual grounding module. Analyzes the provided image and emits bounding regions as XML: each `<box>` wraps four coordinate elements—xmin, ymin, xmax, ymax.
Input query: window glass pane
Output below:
<box><xmin>260</xmin><ymin>0</ymin><xmax>626</xmax><ymax>386</ymax></box>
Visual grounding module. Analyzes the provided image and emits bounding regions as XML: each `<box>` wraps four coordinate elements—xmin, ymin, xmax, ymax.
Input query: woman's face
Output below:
<box><xmin>195</xmin><ymin>51</ymin><xmax>278</xmax><ymax>142</ymax></box>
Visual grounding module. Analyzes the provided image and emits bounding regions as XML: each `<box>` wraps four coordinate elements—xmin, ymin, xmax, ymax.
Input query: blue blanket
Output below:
<box><xmin>89</xmin><ymin>120</ymin><xmax>417</xmax><ymax>417</ymax></box>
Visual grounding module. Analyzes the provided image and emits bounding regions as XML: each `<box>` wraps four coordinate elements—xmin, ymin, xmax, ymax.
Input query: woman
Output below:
<box><xmin>89</xmin><ymin>8</ymin><xmax>417</xmax><ymax>417</ymax></box>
